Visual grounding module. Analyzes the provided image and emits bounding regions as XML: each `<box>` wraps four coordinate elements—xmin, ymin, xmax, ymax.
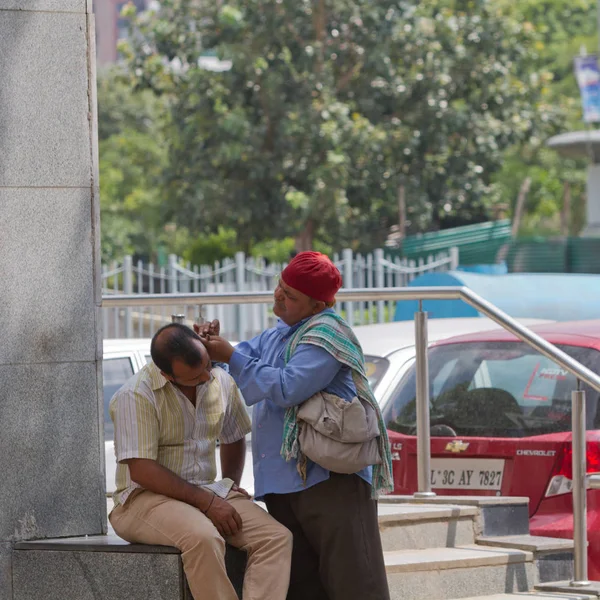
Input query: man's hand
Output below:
<box><xmin>202</xmin><ymin>335</ymin><xmax>236</xmax><ymax>363</ymax></box>
<box><xmin>205</xmin><ymin>495</ymin><xmax>243</xmax><ymax>537</ymax></box>
<box><xmin>123</xmin><ymin>459</ymin><xmax>244</xmax><ymax>537</ymax></box>
<box><xmin>231</xmin><ymin>484</ymin><xmax>251</xmax><ymax>498</ymax></box>
<box><xmin>220</xmin><ymin>438</ymin><xmax>246</xmax><ymax>488</ymax></box>
<box><xmin>194</xmin><ymin>319</ymin><xmax>220</xmax><ymax>338</ymax></box>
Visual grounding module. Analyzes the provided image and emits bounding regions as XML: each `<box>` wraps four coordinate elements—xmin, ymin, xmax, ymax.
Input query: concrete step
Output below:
<box><xmin>477</xmin><ymin>535</ymin><xmax>574</xmax><ymax>583</ymax></box>
<box><xmin>381</xmin><ymin>495</ymin><xmax>531</xmax><ymax>537</ymax></box>
<box><xmin>385</xmin><ymin>545</ymin><xmax>534</xmax><ymax>600</ymax></box>
<box><xmin>536</xmin><ymin>581</ymin><xmax>600</xmax><ymax>597</ymax></box>
<box><xmin>459</xmin><ymin>594</ymin><xmax>591</xmax><ymax>599</ymax></box>
<box><xmin>378</xmin><ymin>503</ymin><xmax>477</xmax><ymax>551</ymax></box>
<box><xmin>477</xmin><ymin>536</ymin><xmax>574</xmax><ymax>553</ymax></box>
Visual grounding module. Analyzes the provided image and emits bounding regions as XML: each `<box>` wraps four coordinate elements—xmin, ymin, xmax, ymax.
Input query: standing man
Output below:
<box><xmin>109</xmin><ymin>323</ymin><xmax>292</xmax><ymax>600</ymax></box>
<box><xmin>201</xmin><ymin>251</ymin><xmax>393</xmax><ymax>600</ymax></box>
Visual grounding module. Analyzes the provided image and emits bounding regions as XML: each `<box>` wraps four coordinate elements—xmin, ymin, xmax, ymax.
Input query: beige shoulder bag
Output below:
<box><xmin>296</xmin><ymin>391</ymin><xmax>382</xmax><ymax>474</ymax></box>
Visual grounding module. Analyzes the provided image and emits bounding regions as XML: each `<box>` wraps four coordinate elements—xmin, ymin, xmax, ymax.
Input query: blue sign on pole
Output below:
<box><xmin>574</xmin><ymin>55</ymin><xmax>600</xmax><ymax>123</ymax></box>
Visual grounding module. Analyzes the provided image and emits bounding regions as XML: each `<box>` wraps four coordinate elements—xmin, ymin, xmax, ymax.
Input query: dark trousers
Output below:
<box><xmin>264</xmin><ymin>473</ymin><xmax>390</xmax><ymax>600</ymax></box>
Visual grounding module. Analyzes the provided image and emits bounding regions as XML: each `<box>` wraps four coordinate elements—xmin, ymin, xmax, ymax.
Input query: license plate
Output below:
<box><xmin>430</xmin><ymin>458</ymin><xmax>505</xmax><ymax>490</ymax></box>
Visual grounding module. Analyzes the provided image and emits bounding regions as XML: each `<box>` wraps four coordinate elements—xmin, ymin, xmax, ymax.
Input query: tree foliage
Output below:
<box><xmin>97</xmin><ymin>68</ymin><xmax>171</xmax><ymax>261</ymax></box>
<box><xmin>492</xmin><ymin>0</ymin><xmax>596</xmax><ymax>236</ymax></box>
<box><xmin>96</xmin><ymin>0</ymin><xmax>597</xmax><ymax>263</ymax></box>
<box><xmin>117</xmin><ymin>0</ymin><xmax>557</xmax><ymax>253</ymax></box>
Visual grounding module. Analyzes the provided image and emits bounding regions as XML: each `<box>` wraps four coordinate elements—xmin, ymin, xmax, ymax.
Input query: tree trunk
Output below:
<box><xmin>398</xmin><ymin>184</ymin><xmax>406</xmax><ymax>241</ymax></box>
<box><xmin>295</xmin><ymin>219</ymin><xmax>315</xmax><ymax>252</ymax></box>
<box><xmin>561</xmin><ymin>181</ymin><xmax>571</xmax><ymax>236</ymax></box>
<box><xmin>313</xmin><ymin>0</ymin><xmax>326</xmax><ymax>75</ymax></box>
<box><xmin>511</xmin><ymin>176</ymin><xmax>531</xmax><ymax>237</ymax></box>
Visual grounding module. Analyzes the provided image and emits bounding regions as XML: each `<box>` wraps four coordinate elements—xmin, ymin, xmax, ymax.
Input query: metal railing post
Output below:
<box><xmin>168</xmin><ymin>254</ymin><xmax>178</xmax><ymax>294</ymax></box>
<box><xmin>374</xmin><ymin>249</ymin><xmax>385</xmax><ymax>323</ymax></box>
<box><xmin>123</xmin><ymin>255</ymin><xmax>133</xmax><ymax>338</ymax></box>
<box><xmin>235</xmin><ymin>251</ymin><xmax>247</xmax><ymax>341</ymax></box>
<box><xmin>414</xmin><ymin>305</ymin><xmax>436</xmax><ymax>498</ymax></box>
<box><xmin>449</xmin><ymin>246</ymin><xmax>459</xmax><ymax>271</ymax></box>
<box><xmin>571</xmin><ymin>384</ymin><xmax>590</xmax><ymax>587</ymax></box>
<box><xmin>343</xmin><ymin>248</ymin><xmax>354</xmax><ymax>327</ymax></box>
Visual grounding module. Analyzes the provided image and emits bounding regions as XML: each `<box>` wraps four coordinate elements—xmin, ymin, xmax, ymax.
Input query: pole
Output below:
<box><xmin>570</xmin><ymin>385</ymin><xmax>590</xmax><ymax>586</ymax></box>
<box><xmin>343</xmin><ymin>248</ymin><xmax>354</xmax><ymax>327</ymax></box>
<box><xmin>374</xmin><ymin>248</ymin><xmax>385</xmax><ymax>323</ymax></box>
<box><xmin>235</xmin><ymin>251</ymin><xmax>246</xmax><ymax>341</ymax></box>
<box><xmin>168</xmin><ymin>254</ymin><xmax>178</xmax><ymax>294</ymax></box>
<box><xmin>414</xmin><ymin>305</ymin><xmax>435</xmax><ymax>498</ymax></box>
<box><xmin>123</xmin><ymin>255</ymin><xmax>133</xmax><ymax>338</ymax></box>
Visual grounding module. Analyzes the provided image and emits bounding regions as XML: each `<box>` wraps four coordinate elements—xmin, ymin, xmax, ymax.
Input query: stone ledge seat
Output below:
<box><xmin>13</xmin><ymin>534</ymin><xmax>246</xmax><ymax>600</ymax></box>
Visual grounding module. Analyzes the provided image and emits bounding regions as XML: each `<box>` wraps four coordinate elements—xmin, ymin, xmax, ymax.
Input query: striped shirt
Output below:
<box><xmin>109</xmin><ymin>362</ymin><xmax>251</xmax><ymax>507</ymax></box>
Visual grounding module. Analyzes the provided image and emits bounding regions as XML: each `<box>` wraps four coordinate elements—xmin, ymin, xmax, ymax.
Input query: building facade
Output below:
<box><xmin>95</xmin><ymin>0</ymin><xmax>147</xmax><ymax>65</ymax></box>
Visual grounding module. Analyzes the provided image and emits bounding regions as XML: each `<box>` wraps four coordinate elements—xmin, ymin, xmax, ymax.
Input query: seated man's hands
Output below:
<box><xmin>124</xmin><ymin>459</ymin><xmax>244</xmax><ymax>536</ymax></box>
<box><xmin>231</xmin><ymin>483</ymin><xmax>251</xmax><ymax>498</ymax></box>
<box><xmin>194</xmin><ymin>318</ymin><xmax>220</xmax><ymax>338</ymax></box>
<box><xmin>204</xmin><ymin>495</ymin><xmax>243</xmax><ymax>537</ymax></box>
<box><xmin>202</xmin><ymin>335</ymin><xmax>236</xmax><ymax>363</ymax></box>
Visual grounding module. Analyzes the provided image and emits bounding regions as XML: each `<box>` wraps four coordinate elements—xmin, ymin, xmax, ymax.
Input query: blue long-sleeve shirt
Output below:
<box><xmin>228</xmin><ymin>309</ymin><xmax>372</xmax><ymax>499</ymax></box>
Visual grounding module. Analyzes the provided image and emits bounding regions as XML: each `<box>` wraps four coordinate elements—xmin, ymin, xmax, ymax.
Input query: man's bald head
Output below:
<box><xmin>150</xmin><ymin>323</ymin><xmax>208</xmax><ymax>377</ymax></box>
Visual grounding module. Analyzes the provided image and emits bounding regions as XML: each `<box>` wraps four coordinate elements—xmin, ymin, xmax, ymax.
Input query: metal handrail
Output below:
<box><xmin>102</xmin><ymin>285</ymin><xmax>599</xmax><ymax>585</ymax></box>
<box><xmin>102</xmin><ymin>286</ymin><xmax>600</xmax><ymax>392</ymax></box>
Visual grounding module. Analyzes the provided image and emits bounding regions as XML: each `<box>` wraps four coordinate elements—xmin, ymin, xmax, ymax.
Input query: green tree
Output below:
<box><xmin>183</xmin><ymin>227</ymin><xmax>240</xmax><ymax>264</ymax></box>
<box><xmin>97</xmin><ymin>68</ymin><xmax>171</xmax><ymax>261</ymax></box>
<box><xmin>348</xmin><ymin>1</ymin><xmax>561</xmax><ymax>233</ymax></box>
<box><xmin>505</xmin><ymin>0</ymin><xmax>597</xmax><ymax>97</ymax></box>
<box><xmin>99</xmin><ymin>129</ymin><xmax>168</xmax><ymax>260</ymax></box>
<box><xmin>121</xmin><ymin>0</ymin><xmax>558</xmax><ymax>251</ymax></box>
<box><xmin>97</xmin><ymin>66</ymin><xmax>162</xmax><ymax>142</ymax></box>
<box><xmin>493</xmin><ymin>147</ymin><xmax>587</xmax><ymax>236</ymax></box>
<box><xmin>493</xmin><ymin>0</ymin><xmax>597</xmax><ymax>236</ymax></box>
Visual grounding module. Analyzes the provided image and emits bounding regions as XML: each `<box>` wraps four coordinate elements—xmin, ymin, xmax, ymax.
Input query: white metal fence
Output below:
<box><xmin>102</xmin><ymin>247</ymin><xmax>459</xmax><ymax>340</ymax></box>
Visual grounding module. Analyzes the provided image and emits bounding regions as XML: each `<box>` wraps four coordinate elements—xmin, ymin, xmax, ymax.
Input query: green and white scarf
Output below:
<box><xmin>280</xmin><ymin>311</ymin><xmax>394</xmax><ymax>496</ymax></box>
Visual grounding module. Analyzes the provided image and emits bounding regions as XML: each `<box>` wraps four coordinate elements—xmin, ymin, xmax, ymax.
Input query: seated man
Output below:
<box><xmin>108</xmin><ymin>323</ymin><xmax>292</xmax><ymax>600</ymax></box>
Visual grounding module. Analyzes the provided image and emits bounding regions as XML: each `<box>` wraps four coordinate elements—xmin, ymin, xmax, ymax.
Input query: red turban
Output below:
<box><xmin>281</xmin><ymin>251</ymin><xmax>342</xmax><ymax>303</ymax></box>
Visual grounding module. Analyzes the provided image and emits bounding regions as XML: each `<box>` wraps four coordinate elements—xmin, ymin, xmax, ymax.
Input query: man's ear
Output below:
<box><xmin>160</xmin><ymin>370</ymin><xmax>173</xmax><ymax>382</ymax></box>
<box><xmin>312</xmin><ymin>300</ymin><xmax>327</xmax><ymax>315</ymax></box>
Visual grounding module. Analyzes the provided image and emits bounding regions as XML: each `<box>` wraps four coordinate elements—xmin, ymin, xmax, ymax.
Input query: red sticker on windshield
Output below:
<box><xmin>523</xmin><ymin>363</ymin><xmax>548</xmax><ymax>401</ymax></box>
<box><xmin>523</xmin><ymin>363</ymin><xmax>568</xmax><ymax>401</ymax></box>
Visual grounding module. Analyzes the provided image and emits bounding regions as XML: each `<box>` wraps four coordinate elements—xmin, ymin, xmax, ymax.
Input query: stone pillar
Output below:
<box><xmin>0</xmin><ymin>0</ymin><xmax>104</xmax><ymax>597</ymax></box>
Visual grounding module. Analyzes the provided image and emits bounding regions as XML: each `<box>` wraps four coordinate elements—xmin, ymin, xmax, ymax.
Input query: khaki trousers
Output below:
<box><xmin>110</xmin><ymin>489</ymin><xmax>292</xmax><ymax>600</ymax></box>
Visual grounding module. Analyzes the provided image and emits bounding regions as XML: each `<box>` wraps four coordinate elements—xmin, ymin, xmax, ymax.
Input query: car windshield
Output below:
<box><xmin>364</xmin><ymin>355</ymin><xmax>390</xmax><ymax>390</ymax></box>
<box><xmin>383</xmin><ymin>342</ymin><xmax>600</xmax><ymax>438</ymax></box>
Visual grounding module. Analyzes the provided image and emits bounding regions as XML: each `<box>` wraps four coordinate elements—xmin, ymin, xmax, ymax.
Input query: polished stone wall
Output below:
<box><xmin>0</xmin><ymin>0</ymin><xmax>104</xmax><ymax>597</ymax></box>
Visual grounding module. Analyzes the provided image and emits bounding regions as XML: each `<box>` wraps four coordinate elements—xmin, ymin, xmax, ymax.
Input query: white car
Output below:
<box><xmin>103</xmin><ymin>338</ymin><xmax>153</xmax><ymax>498</ymax></box>
<box><xmin>102</xmin><ymin>317</ymin><xmax>550</xmax><ymax>500</ymax></box>
<box><xmin>103</xmin><ymin>338</ymin><xmax>153</xmax><ymax>422</ymax></box>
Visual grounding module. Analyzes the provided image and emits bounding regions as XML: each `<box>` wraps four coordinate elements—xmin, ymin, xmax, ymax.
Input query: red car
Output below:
<box><xmin>381</xmin><ymin>320</ymin><xmax>600</xmax><ymax>578</ymax></box>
